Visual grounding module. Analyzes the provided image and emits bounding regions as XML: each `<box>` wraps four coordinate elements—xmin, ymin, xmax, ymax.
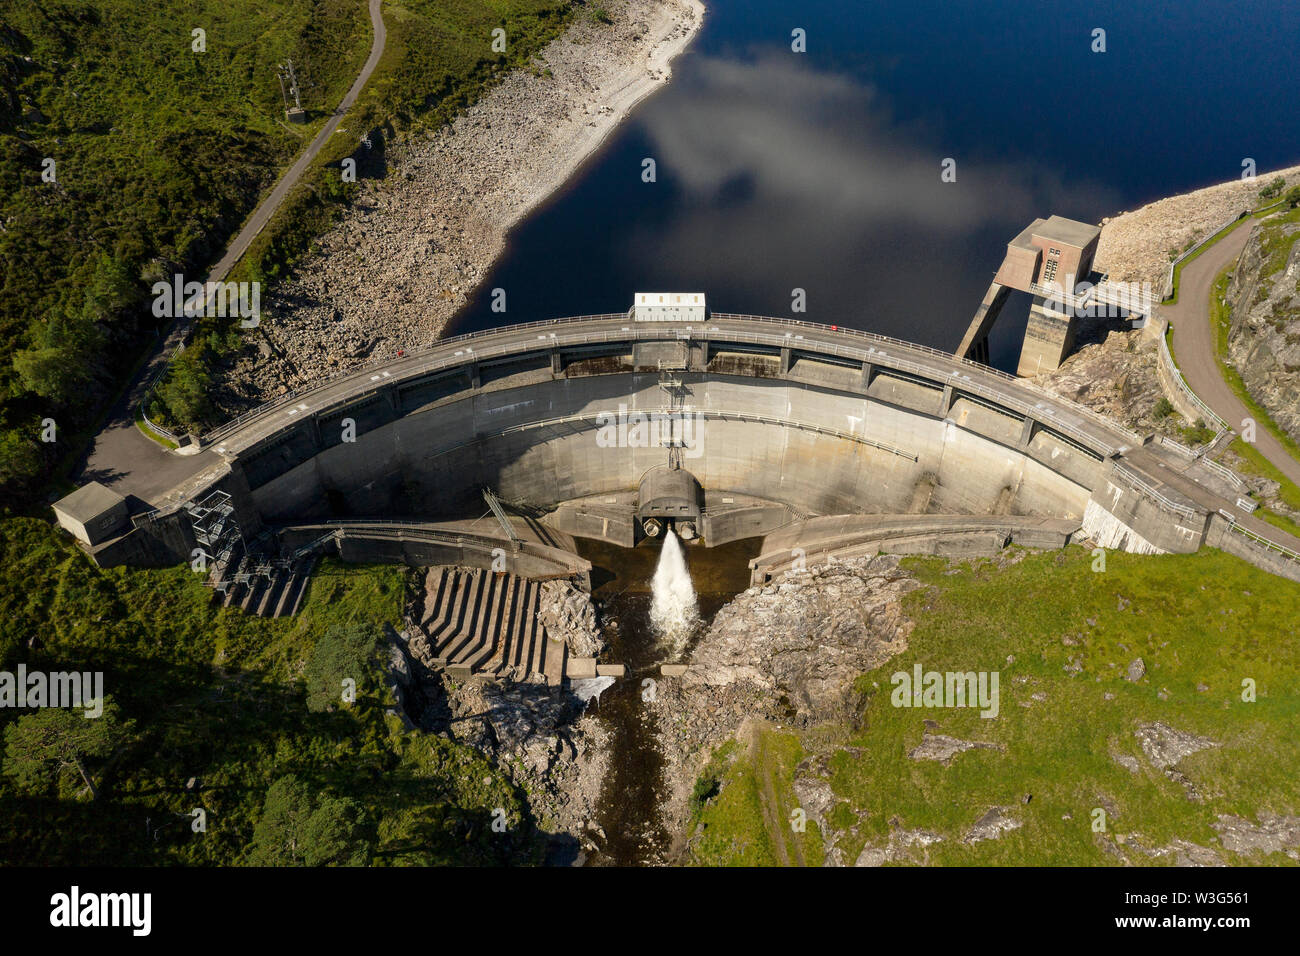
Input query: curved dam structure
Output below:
<box><xmin>57</xmin><ymin>303</ymin><xmax>1300</xmax><ymax>589</ymax></box>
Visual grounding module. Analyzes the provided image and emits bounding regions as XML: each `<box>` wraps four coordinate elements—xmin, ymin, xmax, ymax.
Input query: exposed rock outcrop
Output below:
<box><xmin>654</xmin><ymin>555</ymin><xmax>921</xmax><ymax>853</ymax></box>
<box><xmin>436</xmin><ymin>675</ymin><xmax>609</xmax><ymax>852</ymax></box>
<box><xmin>537</xmin><ymin>579</ymin><xmax>604</xmax><ymax>658</ymax></box>
<box><xmin>1223</xmin><ymin>217</ymin><xmax>1300</xmax><ymax>444</ymax></box>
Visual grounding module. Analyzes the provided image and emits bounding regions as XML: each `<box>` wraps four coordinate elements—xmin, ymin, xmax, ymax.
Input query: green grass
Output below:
<box><xmin>1220</xmin><ymin>439</ymin><xmax>1300</xmax><ymax>538</ymax></box>
<box><xmin>1253</xmin><ymin>204</ymin><xmax>1300</xmax><ymax>282</ymax></box>
<box><xmin>689</xmin><ymin>730</ymin><xmax>826</xmax><ymax>866</ymax></box>
<box><xmin>133</xmin><ymin>406</ymin><xmax>179</xmax><ymax>450</ymax></box>
<box><xmin>688</xmin><ymin>547</ymin><xmax>1300</xmax><ymax>866</ymax></box>
<box><xmin>0</xmin><ymin>517</ymin><xmax>534</xmax><ymax>865</ymax></box>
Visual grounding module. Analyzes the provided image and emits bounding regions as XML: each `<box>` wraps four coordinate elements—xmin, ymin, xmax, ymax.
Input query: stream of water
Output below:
<box><xmin>576</xmin><ymin>534</ymin><xmax>759</xmax><ymax>866</ymax></box>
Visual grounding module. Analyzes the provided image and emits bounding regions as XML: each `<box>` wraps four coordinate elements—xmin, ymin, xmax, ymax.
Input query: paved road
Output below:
<box><xmin>1165</xmin><ymin>221</ymin><xmax>1300</xmax><ymax>489</ymax></box>
<box><xmin>70</xmin><ymin>0</ymin><xmax>387</xmax><ymax>509</ymax></box>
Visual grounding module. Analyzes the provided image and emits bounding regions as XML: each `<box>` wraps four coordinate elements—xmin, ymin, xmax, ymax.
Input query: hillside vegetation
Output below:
<box><xmin>0</xmin><ymin>0</ymin><xmax>572</xmax><ymax>503</ymax></box>
<box><xmin>0</xmin><ymin>517</ymin><xmax>536</xmax><ymax>865</ymax></box>
<box><xmin>687</xmin><ymin>547</ymin><xmax>1300</xmax><ymax>866</ymax></box>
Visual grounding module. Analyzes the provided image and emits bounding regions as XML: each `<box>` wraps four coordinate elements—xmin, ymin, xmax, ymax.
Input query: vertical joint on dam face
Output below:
<box><xmin>1018</xmin><ymin>415</ymin><xmax>1037</xmax><ymax>449</ymax></box>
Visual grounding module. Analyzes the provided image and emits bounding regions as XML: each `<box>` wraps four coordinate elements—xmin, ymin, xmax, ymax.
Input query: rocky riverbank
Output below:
<box><xmin>649</xmin><ymin>555</ymin><xmax>922</xmax><ymax>860</ymax></box>
<box><xmin>216</xmin><ymin>0</ymin><xmax>704</xmax><ymax>412</ymax></box>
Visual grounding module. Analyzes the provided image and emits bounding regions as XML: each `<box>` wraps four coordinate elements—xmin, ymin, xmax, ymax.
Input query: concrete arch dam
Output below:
<box><xmin>72</xmin><ymin>310</ymin><xmax>1299</xmax><ymax>585</ymax></box>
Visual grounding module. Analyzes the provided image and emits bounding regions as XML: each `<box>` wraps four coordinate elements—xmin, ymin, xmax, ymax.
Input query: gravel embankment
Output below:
<box><xmin>218</xmin><ymin>0</ymin><xmax>704</xmax><ymax>411</ymax></box>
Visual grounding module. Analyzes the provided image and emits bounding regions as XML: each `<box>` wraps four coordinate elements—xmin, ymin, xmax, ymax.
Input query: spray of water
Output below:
<box><xmin>650</xmin><ymin>529</ymin><xmax>699</xmax><ymax>649</ymax></box>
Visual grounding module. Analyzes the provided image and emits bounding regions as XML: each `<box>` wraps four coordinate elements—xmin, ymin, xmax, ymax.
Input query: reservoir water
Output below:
<box><xmin>448</xmin><ymin>0</ymin><xmax>1300</xmax><ymax>371</ymax></box>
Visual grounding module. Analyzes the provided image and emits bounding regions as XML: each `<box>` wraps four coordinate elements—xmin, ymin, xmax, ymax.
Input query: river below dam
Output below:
<box><xmin>575</xmin><ymin>534</ymin><xmax>759</xmax><ymax>866</ymax></box>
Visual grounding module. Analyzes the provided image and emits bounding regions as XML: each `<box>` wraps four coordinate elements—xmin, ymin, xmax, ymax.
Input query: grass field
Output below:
<box><xmin>688</xmin><ymin>546</ymin><xmax>1300</xmax><ymax>866</ymax></box>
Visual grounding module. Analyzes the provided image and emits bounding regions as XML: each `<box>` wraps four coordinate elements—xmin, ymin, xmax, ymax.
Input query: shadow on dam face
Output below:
<box><xmin>244</xmin><ymin>368</ymin><xmax>1094</xmax><ymax>535</ymax></box>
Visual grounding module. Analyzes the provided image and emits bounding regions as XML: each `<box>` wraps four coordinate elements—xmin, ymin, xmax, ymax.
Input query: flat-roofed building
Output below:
<box><xmin>52</xmin><ymin>481</ymin><xmax>129</xmax><ymax>546</ymax></box>
<box><xmin>632</xmin><ymin>292</ymin><xmax>707</xmax><ymax>322</ymax></box>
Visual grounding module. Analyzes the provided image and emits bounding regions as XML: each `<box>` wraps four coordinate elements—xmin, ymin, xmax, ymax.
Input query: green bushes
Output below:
<box><xmin>0</xmin><ymin>518</ymin><xmax>531</xmax><ymax>865</ymax></box>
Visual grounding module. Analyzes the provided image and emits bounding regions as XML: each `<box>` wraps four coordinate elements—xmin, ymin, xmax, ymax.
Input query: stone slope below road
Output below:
<box><xmin>218</xmin><ymin>0</ymin><xmax>704</xmax><ymax>412</ymax></box>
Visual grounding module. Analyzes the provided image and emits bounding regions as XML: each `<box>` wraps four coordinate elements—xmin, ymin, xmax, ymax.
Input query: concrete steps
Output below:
<box><xmin>463</xmin><ymin>573</ymin><xmax>509</xmax><ymax>672</ymax></box>
<box><xmin>414</xmin><ymin>567</ymin><xmax>580</xmax><ymax>684</ymax></box>
<box><xmin>439</xmin><ymin>569</ymin><xmax>486</xmax><ymax>660</ymax></box>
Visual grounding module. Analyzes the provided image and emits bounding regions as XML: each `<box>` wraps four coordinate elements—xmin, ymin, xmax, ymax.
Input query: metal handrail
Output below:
<box><xmin>204</xmin><ymin>313</ymin><xmax>1144</xmax><ymax>458</ymax></box>
<box><xmin>1226</xmin><ymin>520</ymin><xmax>1300</xmax><ymax>563</ymax></box>
<box><xmin>1110</xmin><ymin>460</ymin><xmax>1202</xmax><ymax>519</ymax></box>
<box><xmin>1157</xmin><ymin>328</ymin><xmax>1228</xmax><ymax>430</ymax></box>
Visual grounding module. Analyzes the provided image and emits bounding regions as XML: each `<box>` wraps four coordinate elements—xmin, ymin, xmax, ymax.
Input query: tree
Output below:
<box><xmin>11</xmin><ymin>306</ymin><xmax>105</xmax><ymax>407</ymax></box>
<box><xmin>304</xmin><ymin>623</ymin><xmax>381</xmax><ymax>713</ymax></box>
<box><xmin>1259</xmin><ymin>176</ymin><xmax>1286</xmax><ymax>201</ymax></box>
<box><xmin>1286</xmin><ymin>185</ymin><xmax>1300</xmax><ymax>209</ymax></box>
<box><xmin>247</xmin><ymin>775</ymin><xmax>372</xmax><ymax>866</ymax></box>
<box><xmin>0</xmin><ymin>430</ymin><xmax>44</xmax><ymax>492</ymax></box>
<box><xmin>152</xmin><ymin>349</ymin><xmax>212</xmax><ymax>428</ymax></box>
<box><xmin>2</xmin><ymin>698</ymin><xmax>134</xmax><ymax>800</ymax></box>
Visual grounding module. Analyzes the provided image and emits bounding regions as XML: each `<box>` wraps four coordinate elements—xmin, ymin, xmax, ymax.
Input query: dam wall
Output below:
<box><xmin>64</xmin><ymin>312</ymin><xmax>1297</xmax><ymax>584</ymax></box>
<box><xmin>239</xmin><ymin>371</ymin><xmax>1096</xmax><ymax>530</ymax></box>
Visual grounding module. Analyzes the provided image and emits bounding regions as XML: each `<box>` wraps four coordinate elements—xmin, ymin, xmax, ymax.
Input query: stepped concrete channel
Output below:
<box><xmin>59</xmin><ymin>310</ymin><xmax>1300</xmax><ymax>677</ymax></box>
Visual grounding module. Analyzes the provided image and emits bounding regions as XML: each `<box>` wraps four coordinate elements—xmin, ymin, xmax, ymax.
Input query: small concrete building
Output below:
<box><xmin>52</xmin><ymin>481</ymin><xmax>129</xmax><ymax>546</ymax></box>
<box><xmin>632</xmin><ymin>292</ymin><xmax>706</xmax><ymax>322</ymax></box>
<box><xmin>958</xmin><ymin>215</ymin><xmax>1102</xmax><ymax>376</ymax></box>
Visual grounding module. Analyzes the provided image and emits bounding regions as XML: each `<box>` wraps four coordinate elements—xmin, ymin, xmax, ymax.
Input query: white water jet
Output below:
<box><xmin>650</xmin><ymin>529</ymin><xmax>699</xmax><ymax>647</ymax></box>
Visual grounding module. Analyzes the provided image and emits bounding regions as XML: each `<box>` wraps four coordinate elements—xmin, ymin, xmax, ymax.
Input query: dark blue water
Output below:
<box><xmin>450</xmin><ymin>0</ymin><xmax>1300</xmax><ymax>370</ymax></box>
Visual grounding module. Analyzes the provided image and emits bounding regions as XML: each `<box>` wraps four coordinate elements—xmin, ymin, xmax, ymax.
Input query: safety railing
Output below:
<box><xmin>1110</xmin><ymin>460</ymin><xmax>1202</xmax><ymax>519</ymax></box>
<box><xmin>1156</xmin><ymin>328</ymin><xmax>1228</xmax><ymax>430</ymax></box>
<box><xmin>202</xmin><ymin>313</ymin><xmax>1144</xmax><ymax>459</ymax></box>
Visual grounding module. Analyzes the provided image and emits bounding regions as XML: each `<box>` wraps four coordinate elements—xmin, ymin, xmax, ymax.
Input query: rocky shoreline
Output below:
<box><xmin>217</xmin><ymin>0</ymin><xmax>704</xmax><ymax>412</ymax></box>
